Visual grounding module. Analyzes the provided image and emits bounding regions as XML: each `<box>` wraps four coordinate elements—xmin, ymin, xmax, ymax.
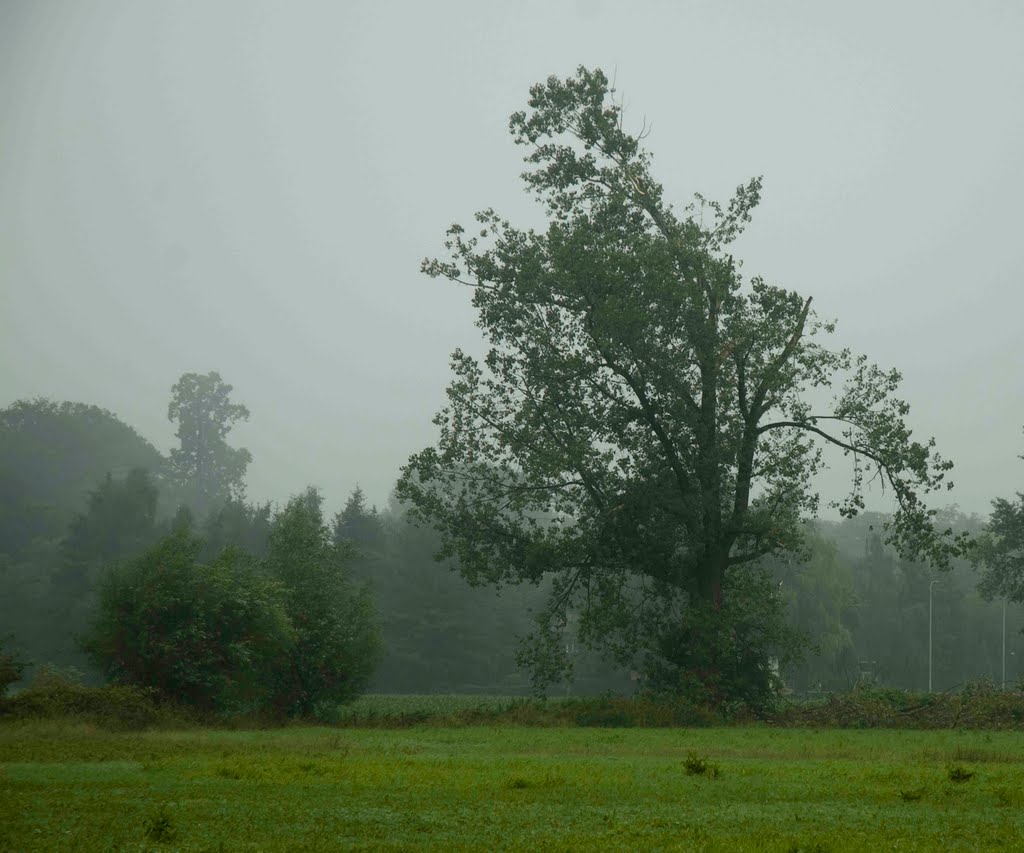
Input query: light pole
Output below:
<box><xmin>1002</xmin><ymin>599</ymin><xmax>1006</xmax><ymax>691</ymax></box>
<box><xmin>929</xmin><ymin>579</ymin><xmax>939</xmax><ymax>693</ymax></box>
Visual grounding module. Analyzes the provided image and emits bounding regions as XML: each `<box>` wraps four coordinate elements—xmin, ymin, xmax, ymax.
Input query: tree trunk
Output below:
<box><xmin>697</xmin><ymin>549</ymin><xmax>727</xmax><ymax>609</ymax></box>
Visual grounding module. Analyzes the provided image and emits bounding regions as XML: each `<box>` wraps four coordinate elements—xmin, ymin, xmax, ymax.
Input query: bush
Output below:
<box><xmin>81</xmin><ymin>493</ymin><xmax>380</xmax><ymax>721</ymax></box>
<box><xmin>947</xmin><ymin>764</ymin><xmax>976</xmax><ymax>783</ymax></box>
<box><xmin>773</xmin><ymin>680</ymin><xmax>1024</xmax><ymax>730</ymax></box>
<box><xmin>683</xmin><ymin>751</ymin><xmax>722</xmax><ymax>778</ymax></box>
<box><xmin>82</xmin><ymin>528</ymin><xmax>294</xmax><ymax>714</ymax></box>
<box><xmin>0</xmin><ymin>678</ymin><xmax>168</xmax><ymax>729</ymax></box>
<box><xmin>0</xmin><ymin>634</ymin><xmax>27</xmax><ymax>695</ymax></box>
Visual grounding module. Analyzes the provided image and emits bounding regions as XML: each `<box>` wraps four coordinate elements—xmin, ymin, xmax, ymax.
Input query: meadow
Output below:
<box><xmin>3</xmin><ymin>714</ymin><xmax>1024</xmax><ymax>851</ymax></box>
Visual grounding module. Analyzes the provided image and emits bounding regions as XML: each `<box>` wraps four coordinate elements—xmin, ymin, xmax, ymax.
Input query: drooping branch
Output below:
<box><xmin>757</xmin><ymin>420</ymin><xmax>887</xmax><ymax>466</ymax></box>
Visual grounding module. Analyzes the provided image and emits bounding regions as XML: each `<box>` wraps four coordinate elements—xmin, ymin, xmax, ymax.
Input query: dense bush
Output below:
<box><xmin>0</xmin><ymin>634</ymin><xmax>27</xmax><ymax>695</ymax></box>
<box><xmin>82</xmin><ymin>528</ymin><xmax>294</xmax><ymax>713</ymax></box>
<box><xmin>0</xmin><ymin>665</ymin><xmax>171</xmax><ymax>729</ymax></box>
<box><xmin>81</xmin><ymin>491</ymin><xmax>380</xmax><ymax>720</ymax></box>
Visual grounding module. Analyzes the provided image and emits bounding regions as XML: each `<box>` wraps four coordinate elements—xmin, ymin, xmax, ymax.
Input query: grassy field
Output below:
<box><xmin>333</xmin><ymin>693</ymin><xmax>528</xmax><ymax>724</ymax></box>
<box><xmin>3</xmin><ymin>721</ymin><xmax>1024</xmax><ymax>851</ymax></box>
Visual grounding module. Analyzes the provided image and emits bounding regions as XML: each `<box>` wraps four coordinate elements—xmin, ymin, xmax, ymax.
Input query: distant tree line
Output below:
<box><xmin>768</xmin><ymin>512</ymin><xmax>1022</xmax><ymax>693</ymax></box>
<box><xmin>0</xmin><ymin>377</ymin><xmax>628</xmax><ymax>715</ymax></box>
<box><xmin>1</xmin><ymin>373</ymin><xmax>1023</xmax><ymax>715</ymax></box>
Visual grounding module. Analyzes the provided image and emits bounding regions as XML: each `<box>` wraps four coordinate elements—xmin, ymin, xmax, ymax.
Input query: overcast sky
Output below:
<box><xmin>2</xmin><ymin>0</ymin><xmax>1022</xmax><ymax>519</ymax></box>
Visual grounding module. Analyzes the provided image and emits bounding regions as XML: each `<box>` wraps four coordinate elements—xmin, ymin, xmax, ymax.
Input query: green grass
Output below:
<box><xmin>333</xmin><ymin>693</ymin><xmax>529</xmax><ymax>723</ymax></box>
<box><xmin>3</xmin><ymin>722</ymin><xmax>1024</xmax><ymax>851</ymax></box>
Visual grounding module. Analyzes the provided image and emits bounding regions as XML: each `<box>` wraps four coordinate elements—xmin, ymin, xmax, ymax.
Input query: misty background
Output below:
<box><xmin>3</xmin><ymin>1</ymin><xmax>1023</xmax><ymax>518</ymax></box>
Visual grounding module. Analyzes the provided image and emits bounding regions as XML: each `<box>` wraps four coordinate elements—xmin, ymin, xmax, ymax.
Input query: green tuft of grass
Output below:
<box><xmin>142</xmin><ymin>805</ymin><xmax>176</xmax><ymax>843</ymax></box>
<box><xmin>683</xmin><ymin>750</ymin><xmax>722</xmax><ymax>778</ymax></box>
<box><xmin>947</xmin><ymin>763</ymin><xmax>976</xmax><ymax>783</ymax></box>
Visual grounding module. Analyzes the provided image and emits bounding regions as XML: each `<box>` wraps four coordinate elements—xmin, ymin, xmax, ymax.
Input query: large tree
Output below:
<box><xmin>973</xmin><ymin>440</ymin><xmax>1024</xmax><ymax>605</ymax></box>
<box><xmin>333</xmin><ymin>486</ymin><xmax>385</xmax><ymax>554</ymax></box>
<box><xmin>167</xmin><ymin>371</ymin><xmax>252</xmax><ymax>519</ymax></box>
<box><xmin>265</xmin><ymin>489</ymin><xmax>380</xmax><ymax>717</ymax></box>
<box><xmin>0</xmin><ymin>399</ymin><xmax>164</xmax><ymax>558</ymax></box>
<box><xmin>398</xmin><ymin>67</ymin><xmax>964</xmax><ymax>701</ymax></box>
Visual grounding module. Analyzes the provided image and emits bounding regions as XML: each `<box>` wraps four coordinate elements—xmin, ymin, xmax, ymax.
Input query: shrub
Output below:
<box><xmin>82</xmin><ymin>528</ymin><xmax>294</xmax><ymax>713</ymax></box>
<box><xmin>0</xmin><ymin>680</ymin><xmax>168</xmax><ymax>729</ymax></box>
<box><xmin>683</xmin><ymin>751</ymin><xmax>722</xmax><ymax>778</ymax></box>
<box><xmin>947</xmin><ymin>764</ymin><xmax>976</xmax><ymax>783</ymax></box>
<box><xmin>0</xmin><ymin>634</ymin><xmax>27</xmax><ymax>695</ymax></box>
<box><xmin>143</xmin><ymin>806</ymin><xmax>177</xmax><ymax>843</ymax></box>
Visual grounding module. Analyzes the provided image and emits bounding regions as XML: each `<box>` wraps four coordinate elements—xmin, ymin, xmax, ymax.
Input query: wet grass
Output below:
<box><xmin>2</xmin><ymin>722</ymin><xmax>1023</xmax><ymax>850</ymax></box>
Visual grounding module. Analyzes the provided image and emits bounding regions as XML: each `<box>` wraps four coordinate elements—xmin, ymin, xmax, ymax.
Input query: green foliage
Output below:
<box><xmin>167</xmin><ymin>371</ymin><xmax>252</xmax><ymax>520</ymax></box>
<box><xmin>333</xmin><ymin>486</ymin><xmax>385</xmax><ymax>553</ymax></box>
<box><xmin>0</xmin><ymin>398</ymin><xmax>165</xmax><ymax>559</ymax></box>
<box><xmin>399</xmin><ymin>66</ymin><xmax>964</xmax><ymax>705</ymax></box>
<box><xmin>683</xmin><ymin>751</ymin><xmax>722</xmax><ymax>778</ymax></box>
<box><xmin>974</xmin><ymin>496</ymin><xmax>1024</xmax><ymax>601</ymax></box>
<box><xmin>331</xmin><ymin>693</ymin><xmax>724</xmax><ymax>728</ymax></box>
<box><xmin>825</xmin><ymin>510</ymin><xmax>1003</xmax><ymax>693</ymax></box>
<box><xmin>0</xmin><ymin>634</ymin><xmax>27</xmax><ymax>695</ymax></box>
<box><xmin>972</xmin><ymin>441</ymin><xmax>1024</xmax><ymax>603</ymax></box>
<box><xmin>61</xmin><ymin>468</ymin><xmax>160</xmax><ymax>568</ymax></box>
<box><xmin>56</xmin><ymin>468</ymin><xmax>165</xmax><ymax>655</ymax></box>
<box><xmin>767</xmin><ymin>532</ymin><xmax>859</xmax><ymax>691</ymax></box>
<box><xmin>775</xmin><ymin>680</ymin><xmax>1024</xmax><ymax>729</ymax></box>
<box><xmin>199</xmin><ymin>498</ymin><xmax>272</xmax><ymax>561</ymax></box>
<box><xmin>82</xmin><ymin>527</ymin><xmax>294</xmax><ymax>713</ymax></box>
<box><xmin>0</xmin><ymin>673</ymin><xmax>170</xmax><ymax>730</ymax></box>
<box><xmin>330</xmin><ymin>492</ymin><xmax>585</xmax><ymax>697</ymax></box>
<box><xmin>265</xmin><ymin>489</ymin><xmax>381</xmax><ymax>717</ymax></box>
<box><xmin>947</xmin><ymin>763</ymin><xmax>976</xmax><ymax>783</ymax></box>
<box><xmin>0</xmin><ymin>401</ymin><xmax>167</xmax><ymax>680</ymax></box>
<box><xmin>641</xmin><ymin>567</ymin><xmax>804</xmax><ymax>712</ymax></box>
<box><xmin>143</xmin><ymin>806</ymin><xmax>177</xmax><ymax>844</ymax></box>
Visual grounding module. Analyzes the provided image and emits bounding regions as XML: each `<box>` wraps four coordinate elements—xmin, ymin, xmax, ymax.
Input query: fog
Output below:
<box><xmin>3</xmin><ymin>0</ymin><xmax>1023</xmax><ymax>517</ymax></box>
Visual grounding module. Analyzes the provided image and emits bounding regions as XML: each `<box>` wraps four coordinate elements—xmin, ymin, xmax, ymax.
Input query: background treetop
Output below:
<box><xmin>167</xmin><ymin>371</ymin><xmax>252</xmax><ymax>520</ymax></box>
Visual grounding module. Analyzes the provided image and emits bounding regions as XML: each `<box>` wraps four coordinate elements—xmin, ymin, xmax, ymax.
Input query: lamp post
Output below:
<box><xmin>929</xmin><ymin>579</ymin><xmax>939</xmax><ymax>693</ymax></box>
<box><xmin>1002</xmin><ymin>599</ymin><xmax>1006</xmax><ymax>691</ymax></box>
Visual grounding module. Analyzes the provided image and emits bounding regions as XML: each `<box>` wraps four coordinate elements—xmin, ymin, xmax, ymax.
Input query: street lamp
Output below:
<box><xmin>929</xmin><ymin>579</ymin><xmax>939</xmax><ymax>693</ymax></box>
<box><xmin>1002</xmin><ymin>599</ymin><xmax>1006</xmax><ymax>691</ymax></box>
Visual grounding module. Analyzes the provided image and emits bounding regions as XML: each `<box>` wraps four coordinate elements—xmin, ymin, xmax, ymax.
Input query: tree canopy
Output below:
<box><xmin>973</xmin><ymin>439</ymin><xmax>1024</xmax><ymax>605</ymax></box>
<box><xmin>0</xmin><ymin>399</ymin><xmax>165</xmax><ymax>558</ymax></box>
<box><xmin>265</xmin><ymin>489</ymin><xmax>380</xmax><ymax>717</ymax></box>
<box><xmin>82</xmin><ymin>490</ymin><xmax>381</xmax><ymax>717</ymax></box>
<box><xmin>83</xmin><ymin>527</ymin><xmax>293</xmax><ymax>713</ymax></box>
<box><xmin>167</xmin><ymin>371</ymin><xmax>252</xmax><ymax>519</ymax></box>
<box><xmin>398</xmin><ymin>67</ymin><xmax>965</xmax><ymax>700</ymax></box>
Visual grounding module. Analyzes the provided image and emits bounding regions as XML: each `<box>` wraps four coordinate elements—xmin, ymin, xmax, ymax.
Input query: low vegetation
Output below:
<box><xmin>6</xmin><ymin>680</ymin><xmax>1024</xmax><ymax>734</ymax></box>
<box><xmin>3</xmin><ymin>723</ymin><xmax>1023</xmax><ymax>851</ymax></box>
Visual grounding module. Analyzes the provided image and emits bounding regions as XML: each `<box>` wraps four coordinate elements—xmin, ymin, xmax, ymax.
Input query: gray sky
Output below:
<box><xmin>2</xmin><ymin>0</ymin><xmax>1023</xmax><ymax>518</ymax></box>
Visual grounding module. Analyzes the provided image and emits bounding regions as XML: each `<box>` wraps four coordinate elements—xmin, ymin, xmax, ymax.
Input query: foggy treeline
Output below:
<box><xmin>1</xmin><ymin>394</ymin><xmax>1020</xmax><ymax>696</ymax></box>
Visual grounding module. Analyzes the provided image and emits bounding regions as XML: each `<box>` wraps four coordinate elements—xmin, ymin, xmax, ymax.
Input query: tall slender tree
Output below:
<box><xmin>167</xmin><ymin>371</ymin><xmax>252</xmax><ymax>520</ymax></box>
